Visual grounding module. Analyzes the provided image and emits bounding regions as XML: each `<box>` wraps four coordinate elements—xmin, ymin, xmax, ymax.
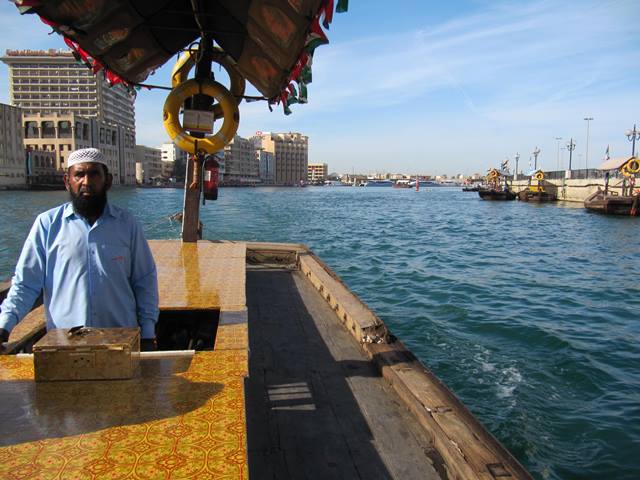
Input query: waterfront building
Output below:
<box><xmin>0</xmin><ymin>103</ymin><xmax>25</xmax><ymax>188</ymax></box>
<box><xmin>134</xmin><ymin>145</ymin><xmax>162</xmax><ymax>184</ymax></box>
<box><xmin>1</xmin><ymin>49</ymin><xmax>135</xmax><ymax>129</ymax></box>
<box><xmin>252</xmin><ymin>131</ymin><xmax>308</xmax><ymax>185</ymax></box>
<box><xmin>307</xmin><ymin>163</ymin><xmax>328</xmax><ymax>184</ymax></box>
<box><xmin>257</xmin><ymin>149</ymin><xmax>275</xmax><ymax>184</ymax></box>
<box><xmin>26</xmin><ymin>149</ymin><xmax>60</xmax><ymax>186</ymax></box>
<box><xmin>160</xmin><ymin>142</ymin><xmax>189</xmax><ymax>180</ymax></box>
<box><xmin>22</xmin><ymin>112</ymin><xmax>136</xmax><ymax>185</ymax></box>
<box><xmin>223</xmin><ymin>135</ymin><xmax>259</xmax><ymax>184</ymax></box>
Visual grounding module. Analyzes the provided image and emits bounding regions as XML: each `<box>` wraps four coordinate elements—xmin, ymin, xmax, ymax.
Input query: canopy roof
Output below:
<box><xmin>598</xmin><ymin>156</ymin><xmax>634</xmax><ymax>171</ymax></box>
<box><xmin>14</xmin><ymin>0</ymin><xmax>345</xmax><ymax>107</ymax></box>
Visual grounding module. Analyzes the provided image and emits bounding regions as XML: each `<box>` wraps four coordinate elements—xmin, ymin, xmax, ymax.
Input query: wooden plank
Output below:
<box><xmin>245</xmin><ymin>268</ymin><xmax>441</xmax><ymax>480</ymax></box>
<box><xmin>367</xmin><ymin>341</ymin><xmax>533</xmax><ymax>480</ymax></box>
<box><xmin>298</xmin><ymin>252</ymin><xmax>386</xmax><ymax>342</ymax></box>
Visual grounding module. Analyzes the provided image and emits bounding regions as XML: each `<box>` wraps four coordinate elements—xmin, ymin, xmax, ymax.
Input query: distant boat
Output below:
<box><xmin>408</xmin><ymin>180</ymin><xmax>438</xmax><ymax>187</ymax></box>
<box><xmin>364</xmin><ymin>179</ymin><xmax>394</xmax><ymax>187</ymax></box>
<box><xmin>478</xmin><ymin>189</ymin><xmax>517</xmax><ymax>201</ymax></box>
<box><xmin>393</xmin><ymin>179</ymin><xmax>412</xmax><ymax>188</ymax></box>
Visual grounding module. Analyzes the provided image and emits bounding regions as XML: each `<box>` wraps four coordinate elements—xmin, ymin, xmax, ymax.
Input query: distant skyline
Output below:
<box><xmin>0</xmin><ymin>0</ymin><xmax>638</xmax><ymax>175</ymax></box>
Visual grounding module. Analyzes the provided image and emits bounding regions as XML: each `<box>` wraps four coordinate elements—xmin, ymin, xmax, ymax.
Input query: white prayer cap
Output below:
<box><xmin>67</xmin><ymin>148</ymin><xmax>108</xmax><ymax>169</ymax></box>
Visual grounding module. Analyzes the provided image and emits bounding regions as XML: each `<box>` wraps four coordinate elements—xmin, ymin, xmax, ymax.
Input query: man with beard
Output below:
<box><xmin>0</xmin><ymin>148</ymin><xmax>159</xmax><ymax>351</ymax></box>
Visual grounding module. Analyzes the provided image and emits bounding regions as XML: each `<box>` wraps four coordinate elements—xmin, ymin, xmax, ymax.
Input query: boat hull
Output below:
<box><xmin>584</xmin><ymin>191</ymin><xmax>639</xmax><ymax>216</ymax></box>
<box><xmin>478</xmin><ymin>189</ymin><xmax>517</xmax><ymax>201</ymax></box>
<box><xmin>518</xmin><ymin>190</ymin><xmax>557</xmax><ymax>202</ymax></box>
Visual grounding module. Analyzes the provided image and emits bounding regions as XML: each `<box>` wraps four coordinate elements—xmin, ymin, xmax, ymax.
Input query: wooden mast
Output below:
<box><xmin>181</xmin><ymin>34</ymin><xmax>214</xmax><ymax>243</ymax></box>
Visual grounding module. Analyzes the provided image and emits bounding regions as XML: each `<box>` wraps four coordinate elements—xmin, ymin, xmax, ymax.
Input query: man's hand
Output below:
<box><xmin>141</xmin><ymin>338</ymin><xmax>157</xmax><ymax>352</ymax></box>
<box><xmin>0</xmin><ymin>328</ymin><xmax>10</xmax><ymax>354</ymax></box>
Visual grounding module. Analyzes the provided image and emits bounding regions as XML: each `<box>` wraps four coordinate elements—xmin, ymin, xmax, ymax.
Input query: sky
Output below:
<box><xmin>0</xmin><ymin>0</ymin><xmax>638</xmax><ymax>175</ymax></box>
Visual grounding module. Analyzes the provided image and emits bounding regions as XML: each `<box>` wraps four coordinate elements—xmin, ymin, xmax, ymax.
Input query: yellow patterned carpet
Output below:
<box><xmin>1</xmin><ymin>240</ymin><xmax>250</xmax><ymax>479</ymax></box>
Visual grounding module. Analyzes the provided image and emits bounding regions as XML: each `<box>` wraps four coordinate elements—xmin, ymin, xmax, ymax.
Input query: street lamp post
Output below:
<box><xmin>515</xmin><ymin>152</ymin><xmax>520</xmax><ymax>178</ymax></box>
<box><xmin>584</xmin><ymin>117</ymin><xmax>593</xmax><ymax>169</ymax></box>
<box><xmin>533</xmin><ymin>147</ymin><xmax>540</xmax><ymax>170</ymax></box>
<box><xmin>567</xmin><ymin>138</ymin><xmax>576</xmax><ymax>170</ymax></box>
<box><xmin>625</xmin><ymin>124</ymin><xmax>639</xmax><ymax>157</ymax></box>
<box><xmin>555</xmin><ymin>137</ymin><xmax>562</xmax><ymax>170</ymax></box>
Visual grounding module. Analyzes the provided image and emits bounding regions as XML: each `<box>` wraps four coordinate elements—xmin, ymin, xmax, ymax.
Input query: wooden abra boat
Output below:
<box><xmin>584</xmin><ymin>190</ymin><xmax>639</xmax><ymax>216</ymax></box>
<box><xmin>479</xmin><ymin>189</ymin><xmax>517</xmax><ymax>200</ymax></box>
<box><xmin>478</xmin><ymin>168</ymin><xmax>516</xmax><ymax>200</ymax></box>
<box><xmin>517</xmin><ymin>171</ymin><xmax>557</xmax><ymax>202</ymax></box>
<box><xmin>1</xmin><ymin>241</ymin><xmax>533</xmax><ymax>479</ymax></box>
<box><xmin>584</xmin><ymin>157</ymin><xmax>639</xmax><ymax>216</ymax></box>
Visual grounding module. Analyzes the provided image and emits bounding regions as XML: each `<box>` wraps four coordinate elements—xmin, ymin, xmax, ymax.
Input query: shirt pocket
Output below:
<box><xmin>99</xmin><ymin>244</ymin><xmax>131</xmax><ymax>279</ymax></box>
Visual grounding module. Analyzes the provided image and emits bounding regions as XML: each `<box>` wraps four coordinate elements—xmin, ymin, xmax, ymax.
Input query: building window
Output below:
<box><xmin>24</xmin><ymin>121</ymin><xmax>39</xmax><ymax>138</ymax></box>
<box><xmin>58</xmin><ymin>120</ymin><xmax>72</xmax><ymax>138</ymax></box>
<box><xmin>42</xmin><ymin>121</ymin><xmax>56</xmax><ymax>138</ymax></box>
<box><xmin>99</xmin><ymin>128</ymin><xmax>105</xmax><ymax>143</ymax></box>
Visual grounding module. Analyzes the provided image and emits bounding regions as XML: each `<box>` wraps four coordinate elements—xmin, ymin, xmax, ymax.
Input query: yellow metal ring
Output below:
<box><xmin>625</xmin><ymin>159</ymin><xmax>640</xmax><ymax>174</ymax></box>
<box><xmin>171</xmin><ymin>46</ymin><xmax>245</xmax><ymax>120</ymax></box>
<box><xmin>163</xmin><ymin>78</ymin><xmax>239</xmax><ymax>154</ymax></box>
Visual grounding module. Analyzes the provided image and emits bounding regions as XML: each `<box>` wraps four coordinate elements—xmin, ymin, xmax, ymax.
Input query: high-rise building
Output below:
<box><xmin>252</xmin><ymin>131</ymin><xmax>308</xmax><ymax>185</ymax></box>
<box><xmin>307</xmin><ymin>163</ymin><xmax>328</xmax><ymax>184</ymax></box>
<box><xmin>1</xmin><ymin>49</ymin><xmax>135</xmax><ymax>129</ymax></box>
<box><xmin>0</xmin><ymin>103</ymin><xmax>26</xmax><ymax>188</ymax></box>
<box><xmin>135</xmin><ymin>145</ymin><xmax>162</xmax><ymax>184</ymax></box>
<box><xmin>223</xmin><ymin>135</ymin><xmax>259</xmax><ymax>184</ymax></box>
<box><xmin>1</xmin><ymin>49</ymin><xmax>137</xmax><ymax>184</ymax></box>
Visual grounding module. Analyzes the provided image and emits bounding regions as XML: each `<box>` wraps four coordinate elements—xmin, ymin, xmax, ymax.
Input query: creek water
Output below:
<box><xmin>0</xmin><ymin>186</ymin><xmax>638</xmax><ymax>480</ymax></box>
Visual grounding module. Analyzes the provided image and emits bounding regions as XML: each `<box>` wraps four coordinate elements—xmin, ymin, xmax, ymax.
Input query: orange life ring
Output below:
<box><xmin>171</xmin><ymin>46</ymin><xmax>245</xmax><ymax>120</ymax></box>
<box><xmin>163</xmin><ymin>78</ymin><xmax>239</xmax><ymax>154</ymax></box>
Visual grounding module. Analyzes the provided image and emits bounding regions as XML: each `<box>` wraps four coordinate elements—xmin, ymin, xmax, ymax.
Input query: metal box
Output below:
<box><xmin>33</xmin><ymin>327</ymin><xmax>140</xmax><ymax>382</ymax></box>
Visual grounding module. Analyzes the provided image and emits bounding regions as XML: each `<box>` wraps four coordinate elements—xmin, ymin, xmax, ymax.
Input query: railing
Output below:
<box><xmin>512</xmin><ymin>169</ymin><xmax>623</xmax><ymax>181</ymax></box>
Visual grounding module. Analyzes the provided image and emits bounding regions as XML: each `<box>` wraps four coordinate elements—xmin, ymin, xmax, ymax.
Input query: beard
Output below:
<box><xmin>69</xmin><ymin>188</ymin><xmax>108</xmax><ymax>219</ymax></box>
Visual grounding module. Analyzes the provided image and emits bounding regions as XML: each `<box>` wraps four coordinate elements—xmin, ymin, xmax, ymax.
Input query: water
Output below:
<box><xmin>1</xmin><ymin>186</ymin><xmax>639</xmax><ymax>479</ymax></box>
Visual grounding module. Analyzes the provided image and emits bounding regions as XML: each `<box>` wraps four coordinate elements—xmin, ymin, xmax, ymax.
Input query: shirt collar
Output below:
<box><xmin>63</xmin><ymin>200</ymin><xmax>120</xmax><ymax>220</ymax></box>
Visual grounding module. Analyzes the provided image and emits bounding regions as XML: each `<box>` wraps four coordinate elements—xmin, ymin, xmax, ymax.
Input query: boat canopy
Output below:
<box><xmin>13</xmin><ymin>0</ymin><xmax>347</xmax><ymax>109</ymax></box>
<box><xmin>598</xmin><ymin>156</ymin><xmax>635</xmax><ymax>171</ymax></box>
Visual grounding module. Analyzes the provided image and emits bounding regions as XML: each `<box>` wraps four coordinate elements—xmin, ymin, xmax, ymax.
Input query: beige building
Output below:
<box><xmin>2</xmin><ymin>49</ymin><xmax>137</xmax><ymax>185</ymax></box>
<box><xmin>307</xmin><ymin>163</ymin><xmax>328</xmax><ymax>184</ymax></box>
<box><xmin>253</xmin><ymin>131</ymin><xmax>308</xmax><ymax>185</ymax></box>
<box><xmin>1</xmin><ymin>49</ymin><xmax>135</xmax><ymax>129</ymax></box>
<box><xmin>160</xmin><ymin>142</ymin><xmax>189</xmax><ymax>180</ymax></box>
<box><xmin>0</xmin><ymin>103</ymin><xmax>26</xmax><ymax>188</ymax></box>
<box><xmin>135</xmin><ymin>145</ymin><xmax>162</xmax><ymax>184</ymax></box>
<box><xmin>223</xmin><ymin>135</ymin><xmax>259</xmax><ymax>184</ymax></box>
<box><xmin>22</xmin><ymin>112</ymin><xmax>136</xmax><ymax>185</ymax></box>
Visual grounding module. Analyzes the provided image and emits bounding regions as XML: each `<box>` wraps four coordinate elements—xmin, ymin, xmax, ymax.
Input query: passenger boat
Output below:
<box><xmin>364</xmin><ymin>179</ymin><xmax>394</xmax><ymax>187</ymax></box>
<box><xmin>0</xmin><ymin>2</ymin><xmax>533</xmax><ymax>479</ymax></box>
<box><xmin>584</xmin><ymin>157</ymin><xmax>639</xmax><ymax>216</ymax></box>
<box><xmin>478</xmin><ymin>168</ymin><xmax>516</xmax><ymax>200</ymax></box>
<box><xmin>517</xmin><ymin>170</ymin><xmax>557</xmax><ymax>202</ymax></box>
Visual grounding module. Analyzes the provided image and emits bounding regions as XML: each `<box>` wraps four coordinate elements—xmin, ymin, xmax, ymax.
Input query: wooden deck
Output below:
<box><xmin>245</xmin><ymin>267</ymin><xmax>442</xmax><ymax>479</ymax></box>
<box><xmin>1</xmin><ymin>240</ymin><xmax>532</xmax><ymax>480</ymax></box>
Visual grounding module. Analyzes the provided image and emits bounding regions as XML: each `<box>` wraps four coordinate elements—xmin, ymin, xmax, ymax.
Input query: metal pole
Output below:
<box><xmin>567</xmin><ymin>138</ymin><xmax>575</xmax><ymax>170</ymax></box>
<box><xmin>555</xmin><ymin>137</ymin><xmax>562</xmax><ymax>171</ymax></box>
<box><xmin>533</xmin><ymin>147</ymin><xmax>540</xmax><ymax>170</ymax></box>
<box><xmin>515</xmin><ymin>152</ymin><xmax>520</xmax><ymax>176</ymax></box>
<box><xmin>584</xmin><ymin>117</ymin><xmax>593</xmax><ymax>170</ymax></box>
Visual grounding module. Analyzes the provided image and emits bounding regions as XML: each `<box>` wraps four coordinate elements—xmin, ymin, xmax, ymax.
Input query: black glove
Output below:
<box><xmin>141</xmin><ymin>338</ymin><xmax>157</xmax><ymax>352</ymax></box>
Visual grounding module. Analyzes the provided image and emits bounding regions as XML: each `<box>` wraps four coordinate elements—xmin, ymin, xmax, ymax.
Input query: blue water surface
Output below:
<box><xmin>0</xmin><ymin>186</ymin><xmax>638</xmax><ymax>480</ymax></box>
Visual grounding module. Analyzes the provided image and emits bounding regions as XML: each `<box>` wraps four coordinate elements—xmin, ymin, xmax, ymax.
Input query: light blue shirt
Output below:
<box><xmin>0</xmin><ymin>202</ymin><xmax>159</xmax><ymax>338</ymax></box>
